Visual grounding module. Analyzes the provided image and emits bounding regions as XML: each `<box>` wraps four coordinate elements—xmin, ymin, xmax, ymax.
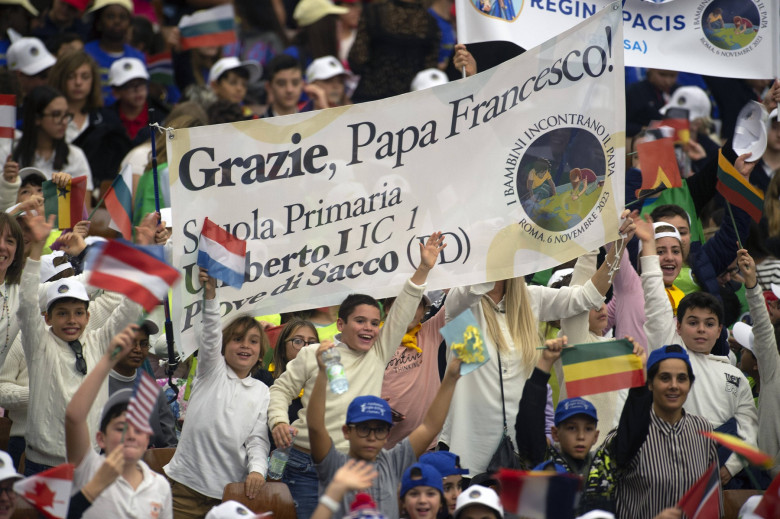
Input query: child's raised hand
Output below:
<box><xmin>134</xmin><ymin>212</ymin><xmax>160</xmax><ymax>246</ymax></box>
<box><xmin>332</xmin><ymin>459</ymin><xmax>378</xmax><ymax>491</ymax></box>
<box><xmin>51</xmin><ymin>171</ymin><xmax>72</xmax><ymax>190</ymax></box>
<box><xmin>199</xmin><ymin>267</ymin><xmax>216</xmax><ymax>300</ymax></box>
<box><xmin>735</xmin><ymin>249</ymin><xmax>757</xmax><ymax>288</ymax></box>
<box><xmin>625</xmin><ymin>335</ymin><xmax>647</xmax><ymax>368</ymax></box>
<box><xmin>108</xmin><ymin>324</ymin><xmax>138</xmax><ymax>363</ymax></box>
<box><xmin>634</xmin><ymin>214</ymin><xmax>654</xmax><ymax>244</ymax></box>
<box><xmin>23</xmin><ymin>212</ymin><xmax>55</xmax><ymax>244</ymax></box>
<box><xmin>57</xmin><ymin>231</ymin><xmax>87</xmax><ymax>257</ymax></box>
<box><xmin>443</xmin><ymin>355</ymin><xmax>462</xmax><ymax>381</ymax></box>
<box><xmin>419</xmin><ymin>231</ymin><xmax>447</xmax><ymax>271</ymax></box>
<box><xmin>538</xmin><ymin>336</ymin><xmax>567</xmax><ymax>373</ymax></box>
<box><xmin>315</xmin><ymin>340</ymin><xmax>334</xmax><ymax>372</ymax></box>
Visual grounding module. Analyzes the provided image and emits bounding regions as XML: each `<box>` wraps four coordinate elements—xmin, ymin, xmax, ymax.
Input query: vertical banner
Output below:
<box><xmin>168</xmin><ymin>4</ymin><xmax>625</xmax><ymax>358</ymax></box>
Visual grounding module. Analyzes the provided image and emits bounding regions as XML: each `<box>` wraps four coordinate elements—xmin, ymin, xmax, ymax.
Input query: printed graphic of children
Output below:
<box><xmin>707</xmin><ymin>8</ymin><xmax>724</xmax><ymax>30</ymax></box>
<box><xmin>733</xmin><ymin>16</ymin><xmax>755</xmax><ymax>34</ymax></box>
<box><xmin>526</xmin><ymin>158</ymin><xmax>556</xmax><ymax>201</ymax></box>
<box><xmin>569</xmin><ymin>168</ymin><xmax>588</xmax><ymax>201</ymax></box>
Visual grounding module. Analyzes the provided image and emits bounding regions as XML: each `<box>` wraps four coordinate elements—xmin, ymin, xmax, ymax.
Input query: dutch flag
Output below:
<box><xmin>197</xmin><ymin>217</ymin><xmax>247</xmax><ymax>288</ymax></box>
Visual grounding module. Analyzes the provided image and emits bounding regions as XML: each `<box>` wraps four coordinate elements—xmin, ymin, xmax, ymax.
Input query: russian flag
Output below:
<box><xmin>0</xmin><ymin>94</ymin><xmax>15</xmax><ymax>140</ymax></box>
<box><xmin>497</xmin><ymin>469</ymin><xmax>582</xmax><ymax>519</ymax></box>
<box><xmin>197</xmin><ymin>217</ymin><xmax>246</xmax><ymax>288</ymax></box>
<box><xmin>178</xmin><ymin>4</ymin><xmax>237</xmax><ymax>51</ymax></box>
<box><xmin>105</xmin><ymin>164</ymin><xmax>133</xmax><ymax>240</ymax></box>
<box><xmin>88</xmin><ymin>240</ymin><xmax>180</xmax><ymax>311</ymax></box>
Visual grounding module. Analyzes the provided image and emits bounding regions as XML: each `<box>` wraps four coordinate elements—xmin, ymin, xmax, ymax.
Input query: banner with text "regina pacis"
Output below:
<box><xmin>167</xmin><ymin>3</ymin><xmax>625</xmax><ymax>358</ymax></box>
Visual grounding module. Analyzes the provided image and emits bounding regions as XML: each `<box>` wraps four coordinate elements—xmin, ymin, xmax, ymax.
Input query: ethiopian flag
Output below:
<box><xmin>716</xmin><ymin>148</ymin><xmax>764</xmax><ymax>222</ymax></box>
<box><xmin>560</xmin><ymin>339</ymin><xmax>645</xmax><ymax>398</ymax></box>
<box><xmin>43</xmin><ymin>176</ymin><xmax>88</xmax><ymax>230</ymax></box>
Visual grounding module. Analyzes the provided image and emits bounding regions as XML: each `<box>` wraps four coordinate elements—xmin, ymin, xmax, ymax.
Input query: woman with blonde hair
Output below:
<box><xmin>438</xmin><ymin>213</ymin><xmax>633</xmax><ymax>474</ymax></box>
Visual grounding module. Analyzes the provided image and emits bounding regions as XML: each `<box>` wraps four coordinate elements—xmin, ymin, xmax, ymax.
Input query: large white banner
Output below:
<box><xmin>456</xmin><ymin>0</ymin><xmax>779</xmax><ymax>79</ymax></box>
<box><xmin>168</xmin><ymin>4</ymin><xmax>625</xmax><ymax>357</ymax></box>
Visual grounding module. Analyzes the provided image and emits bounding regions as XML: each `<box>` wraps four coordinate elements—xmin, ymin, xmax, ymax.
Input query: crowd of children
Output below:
<box><xmin>0</xmin><ymin>0</ymin><xmax>778</xmax><ymax>518</ymax></box>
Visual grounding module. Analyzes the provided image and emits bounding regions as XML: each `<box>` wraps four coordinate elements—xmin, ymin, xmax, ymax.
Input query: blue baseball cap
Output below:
<box><xmin>401</xmin><ymin>463</ymin><xmax>444</xmax><ymax>497</ymax></box>
<box><xmin>346</xmin><ymin>396</ymin><xmax>393</xmax><ymax>425</ymax></box>
<box><xmin>647</xmin><ymin>345</ymin><xmax>692</xmax><ymax>374</ymax></box>
<box><xmin>419</xmin><ymin>451</ymin><xmax>469</xmax><ymax>476</ymax></box>
<box><xmin>554</xmin><ymin>397</ymin><xmax>598</xmax><ymax>426</ymax></box>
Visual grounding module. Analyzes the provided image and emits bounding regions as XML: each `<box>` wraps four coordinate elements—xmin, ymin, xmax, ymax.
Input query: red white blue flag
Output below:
<box><xmin>88</xmin><ymin>240</ymin><xmax>180</xmax><ymax>311</ymax></box>
<box><xmin>677</xmin><ymin>462</ymin><xmax>721</xmax><ymax>519</ymax></box>
<box><xmin>0</xmin><ymin>94</ymin><xmax>15</xmax><ymax>140</ymax></box>
<box><xmin>497</xmin><ymin>469</ymin><xmax>582</xmax><ymax>519</ymax></box>
<box><xmin>197</xmin><ymin>217</ymin><xmax>246</xmax><ymax>288</ymax></box>
<box><xmin>105</xmin><ymin>164</ymin><xmax>134</xmax><ymax>240</ymax></box>
<box><xmin>127</xmin><ymin>371</ymin><xmax>160</xmax><ymax>435</ymax></box>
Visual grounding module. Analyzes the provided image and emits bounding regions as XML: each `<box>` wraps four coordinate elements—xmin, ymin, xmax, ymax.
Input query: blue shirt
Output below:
<box><xmin>84</xmin><ymin>41</ymin><xmax>147</xmax><ymax>106</ymax></box>
<box><xmin>428</xmin><ymin>9</ymin><xmax>455</xmax><ymax>66</ymax></box>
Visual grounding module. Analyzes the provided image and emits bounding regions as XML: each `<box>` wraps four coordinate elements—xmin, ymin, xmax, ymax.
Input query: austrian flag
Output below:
<box><xmin>197</xmin><ymin>217</ymin><xmax>247</xmax><ymax>288</ymax></box>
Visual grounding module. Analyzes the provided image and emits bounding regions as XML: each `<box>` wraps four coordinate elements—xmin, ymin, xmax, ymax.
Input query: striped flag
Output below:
<box><xmin>560</xmin><ymin>339</ymin><xmax>645</xmax><ymax>398</ymax></box>
<box><xmin>127</xmin><ymin>371</ymin><xmax>160</xmax><ymax>435</ymax></box>
<box><xmin>104</xmin><ymin>164</ymin><xmax>133</xmax><ymax>240</ymax></box>
<box><xmin>716</xmin><ymin>148</ymin><xmax>764</xmax><ymax>222</ymax></box>
<box><xmin>0</xmin><ymin>94</ymin><xmax>15</xmax><ymax>140</ymax></box>
<box><xmin>677</xmin><ymin>462</ymin><xmax>720</xmax><ymax>519</ymax></box>
<box><xmin>88</xmin><ymin>240</ymin><xmax>180</xmax><ymax>311</ymax></box>
<box><xmin>178</xmin><ymin>4</ymin><xmax>237</xmax><ymax>51</ymax></box>
<box><xmin>497</xmin><ymin>469</ymin><xmax>582</xmax><ymax>519</ymax></box>
<box><xmin>197</xmin><ymin>217</ymin><xmax>246</xmax><ymax>288</ymax></box>
<box><xmin>700</xmin><ymin>431</ymin><xmax>773</xmax><ymax>468</ymax></box>
<box><xmin>13</xmin><ymin>463</ymin><xmax>74</xmax><ymax>519</ymax></box>
<box><xmin>147</xmin><ymin>51</ymin><xmax>173</xmax><ymax>86</ymax></box>
<box><xmin>43</xmin><ymin>176</ymin><xmax>88</xmax><ymax>230</ymax></box>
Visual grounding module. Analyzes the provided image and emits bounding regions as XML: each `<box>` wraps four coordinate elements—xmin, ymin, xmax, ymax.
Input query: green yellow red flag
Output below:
<box><xmin>560</xmin><ymin>339</ymin><xmax>645</xmax><ymax>398</ymax></box>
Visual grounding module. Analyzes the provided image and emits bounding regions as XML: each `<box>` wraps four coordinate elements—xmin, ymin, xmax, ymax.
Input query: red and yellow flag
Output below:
<box><xmin>700</xmin><ymin>431</ymin><xmax>773</xmax><ymax>468</ymax></box>
<box><xmin>560</xmin><ymin>339</ymin><xmax>645</xmax><ymax>398</ymax></box>
<box><xmin>636</xmin><ymin>137</ymin><xmax>682</xmax><ymax>198</ymax></box>
<box><xmin>43</xmin><ymin>176</ymin><xmax>88</xmax><ymax>230</ymax></box>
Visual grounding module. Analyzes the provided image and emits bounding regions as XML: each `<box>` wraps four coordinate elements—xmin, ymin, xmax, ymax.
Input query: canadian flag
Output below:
<box><xmin>13</xmin><ymin>464</ymin><xmax>74</xmax><ymax>519</ymax></box>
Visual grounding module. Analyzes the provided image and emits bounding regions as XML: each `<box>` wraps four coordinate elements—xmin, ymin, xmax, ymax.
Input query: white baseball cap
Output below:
<box><xmin>732</xmin><ymin>322</ymin><xmax>754</xmax><ymax>353</ymax></box>
<box><xmin>411</xmin><ymin>68</ymin><xmax>449</xmax><ymax>92</ymax></box>
<box><xmin>306</xmin><ymin>56</ymin><xmax>347</xmax><ymax>83</ymax></box>
<box><xmin>660</xmin><ymin>86</ymin><xmax>712</xmax><ymax>121</ymax></box>
<box><xmin>0</xmin><ymin>450</ymin><xmax>22</xmax><ymax>483</ymax></box>
<box><xmin>205</xmin><ymin>501</ymin><xmax>269</xmax><ymax>519</ymax></box>
<box><xmin>454</xmin><ymin>485</ymin><xmax>504</xmax><ymax>519</ymax></box>
<box><xmin>44</xmin><ymin>277</ymin><xmax>89</xmax><ymax>313</ymax></box>
<box><xmin>40</xmin><ymin>251</ymin><xmax>73</xmax><ymax>283</ymax></box>
<box><xmin>293</xmin><ymin>0</ymin><xmax>348</xmax><ymax>27</ymax></box>
<box><xmin>733</xmin><ymin>101</ymin><xmax>768</xmax><ymax>163</ymax></box>
<box><xmin>7</xmin><ymin>37</ymin><xmax>56</xmax><ymax>75</ymax></box>
<box><xmin>109</xmin><ymin>57</ymin><xmax>149</xmax><ymax>87</ymax></box>
<box><xmin>88</xmin><ymin>0</ymin><xmax>133</xmax><ymax>13</ymax></box>
<box><xmin>209</xmin><ymin>57</ymin><xmax>262</xmax><ymax>85</ymax></box>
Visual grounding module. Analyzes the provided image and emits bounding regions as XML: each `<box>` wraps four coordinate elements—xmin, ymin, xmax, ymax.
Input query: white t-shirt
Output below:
<box><xmin>73</xmin><ymin>448</ymin><xmax>172</xmax><ymax>519</ymax></box>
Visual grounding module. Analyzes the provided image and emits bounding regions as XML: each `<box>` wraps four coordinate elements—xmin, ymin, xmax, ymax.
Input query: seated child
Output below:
<box><xmin>308</xmin><ymin>340</ymin><xmax>462</xmax><ymax>518</ymax></box>
<box><xmin>453</xmin><ymin>485</ymin><xmax>504</xmax><ymax>519</ymax></box>
<box><xmin>65</xmin><ymin>324</ymin><xmax>172</xmax><ymax>518</ymax></box>
<box><xmin>208</xmin><ymin>57</ymin><xmax>261</xmax><ymax>117</ymax></box>
<box><xmin>305</xmin><ymin>56</ymin><xmax>350</xmax><ymax>108</ymax></box>
<box><xmin>418</xmin><ymin>450</ymin><xmax>469</xmax><ymax>516</ymax></box>
<box><xmin>399</xmin><ymin>463</ymin><xmax>445</xmax><ymax>519</ymax></box>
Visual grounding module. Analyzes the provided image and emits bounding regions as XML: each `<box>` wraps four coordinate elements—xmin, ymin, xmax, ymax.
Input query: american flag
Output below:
<box><xmin>127</xmin><ymin>371</ymin><xmax>160</xmax><ymax>435</ymax></box>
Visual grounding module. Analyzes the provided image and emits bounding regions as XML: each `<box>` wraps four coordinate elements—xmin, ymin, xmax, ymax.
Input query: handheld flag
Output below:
<box><xmin>699</xmin><ymin>431</ymin><xmax>773</xmax><ymax>469</ymax></box>
<box><xmin>716</xmin><ymin>148</ymin><xmax>764</xmax><ymax>222</ymax></box>
<box><xmin>753</xmin><ymin>470</ymin><xmax>780</xmax><ymax>518</ymax></box>
<box><xmin>127</xmin><ymin>371</ymin><xmax>161</xmax><ymax>435</ymax></box>
<box><xmin>497</xmin><ymin>469</ymin><xmax>582</xmax><ymax>519</ymax></box>
<box><xmin>651</xmin><ymin>118</ymin><xmax>691</xmax><ymax>145</ymax></box>
<box><xmin>0</xmin><ymin>94</ymin><xmax>15</xmax><ymax>140</ymax></box>
<box><xmin>560</xmin><ymin>339</ymin><xmax>645</xmax><ymax>398</ymax></box>
<box><xmin>147</xmin><ymin>51</ymin><xmax>174</xmax><ymax>86</ymax></box>
<box><xmin>43</xmin><ymin>176</ymin><xmax>88</xmax><ymax>230</ymax></box>
<box><xmin>88</xmin><ymin>240</ymin><xmax>180</xmax><ymax>311</ymax></box>
<box><xmin>676</xmin><ymin>462</ymin><xmax>720</xmax><ymax>519</ymax></box>
<box><xmin>104</xmin><ymin>164</ymin><xmax>134</xmax><ymax>240</ymax></box>
<box><xmin>197</xmin><ymin>217</ymin><xmax>247</xmax><ymax>288</ymax></box>
<box><xmin>178</xmin><ymin>4</ymin><xmax>237</xmax><ymax>51</ymax></box>
<box><xmin>13</xmin><ymin>463</ymin><xmax>74</xmax><ymax>519</ymax></box>
<box><xmin>635</xmin><ymin>137</ymin><xmax>682</xmax><ymax>198</ymax></box>
<box><xmin>440</xmin><ymin>309</ymin><xmax>489</xmax><ymax>375</ymax></box>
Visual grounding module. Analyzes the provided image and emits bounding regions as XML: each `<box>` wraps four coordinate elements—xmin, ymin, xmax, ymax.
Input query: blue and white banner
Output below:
<box><xmin>168</xmin><ymin>4</ymin><xmax>625</xmax><ymax>357</ymax></box>
<box><xmin>456</xmin><ymin>0</ymin><xmax>779</xmax><ymax>79</ymax></box>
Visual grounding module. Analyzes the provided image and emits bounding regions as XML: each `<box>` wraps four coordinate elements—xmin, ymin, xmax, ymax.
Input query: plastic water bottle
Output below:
<box><xmin>267</xmin><ymin>429</ymin><xmax>295</xmax><ymax>480</ymax></box>
<box><xmin>323</xmin><ymin>347</ymin><xmax>349</xmax><ymax>394</ymax></box>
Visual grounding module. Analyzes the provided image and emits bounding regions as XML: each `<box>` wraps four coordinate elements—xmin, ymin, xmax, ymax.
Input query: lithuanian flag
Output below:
<box><xmin>43</xmin><ymin>176</ymin><xmax>88</xmax><ymax>230</ymax></box>
<box><xmin>716</xmin><ymin>148</ymin><xmax>764</xmax><ymax>222</ymax></box>
<box><xmin>560</xmin><ymin>339</ymin><xmax>645</xmax><ymax>398</ymax></box>
<box><xmin>700</xmin><ymin>431</ymin><xmax>773</xmax><ymax>468</ymax></box>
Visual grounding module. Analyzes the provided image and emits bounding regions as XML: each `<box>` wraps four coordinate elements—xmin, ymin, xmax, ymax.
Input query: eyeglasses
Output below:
<box><xmin>348</xmin><ymin>423</ymin><xmax>390</xmax><ymax>440</ymax></box>
<box><xmin>286</xmin><ymin>338</ymin><xmax>318</xmax><ymax>349</ymax></box>
<box><xmin>69</xmin><ymin>340</ymin><xmax>87</xmax><ymax>375</ymax></box>
<box><xmin>41</xmin><ymin>111</ymin><xmax>74</xmax><ymax>124</ymax></box>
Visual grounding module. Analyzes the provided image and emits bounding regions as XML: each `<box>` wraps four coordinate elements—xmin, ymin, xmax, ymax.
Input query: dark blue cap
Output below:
<box><xmin>647</xmin><ymin>345</ymin><xmax>692</xmax><ymax>374</ymax></box>
<box><xmin>554</xmin><ymin>397</ymin><xmax>598</xmax><ymax>426</ymax></box>
<box><xmin>401</xmin><ymin>463</ymin><xmax>444</xmax><ymax>497</ymax></box>
<box><xmin>419</xmin><ymin>451</ymin><xmax>469</xmax><ymax>476</ymax></box>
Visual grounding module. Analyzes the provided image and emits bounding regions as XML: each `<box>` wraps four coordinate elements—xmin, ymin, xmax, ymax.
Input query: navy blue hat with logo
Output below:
<box><xmin>647</xmin><ymin>344</ymin><xmax>692</xmax><ymax>374</ymax></box>
<box><xmin>554</xmin><ymin>397</ymin><xmax>598</xmax><ymax>426</ymax></box>
<box><xmin>400</xmin><ymin>463</ymin><xmax>444</xmax><ymax>497</ymax></box>
<box><xmin>419</xmin><ymin>451</ymin><xmax>469</xmax><ymax>476</ymax></box>
<box><xmin>346</xmin><ymin>395</ymin><xmax>393</xmax><ymax>425</ymax></box>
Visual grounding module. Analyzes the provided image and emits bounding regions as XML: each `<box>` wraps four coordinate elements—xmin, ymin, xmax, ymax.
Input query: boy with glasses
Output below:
<box><xmin>108</xmin><ymin>319</ymin><xmax>178</xmax><ymax>447</ymax></box>
<box><xmin>307</xmin><ymin>342</ymin><xmax>463</xmax><ymax>518</ymax></box>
